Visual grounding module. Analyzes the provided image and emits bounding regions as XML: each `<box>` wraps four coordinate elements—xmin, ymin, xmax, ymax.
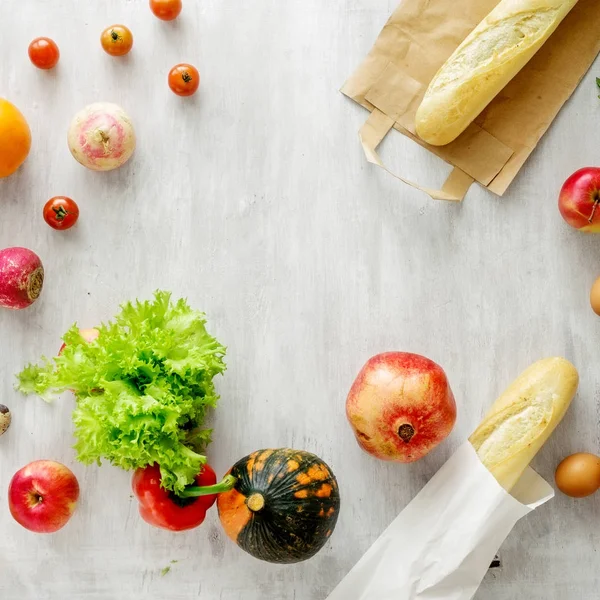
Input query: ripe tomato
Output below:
<box><xmin>28</xmin><ymin>37</ymin><xmax>60</xmax><ymax>70</ymax></box>
<box><xmin>43</xmin><ymin>197</ymin><xmax>79</xmax><ymax>230</ymax></box>
<box><xmin>150</xmin><ymin>0</ymin><xmax>182</xmax><ymax>21</ymax></box>
<box><xmin>100</xmin><ymin>25</ymin><xmax>133</xmax><ymax>57</ymax></box>
<box><xmin>168</xmin><ymin>64</ymin><xmax>200</xmax><ymax>97</ymax></box>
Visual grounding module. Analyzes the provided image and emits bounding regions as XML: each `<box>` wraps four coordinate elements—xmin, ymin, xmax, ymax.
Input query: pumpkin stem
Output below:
<box><xmin>178</xmin><ymin>474</ymin><xmax>237</xmax><ymax>498</ymax></box>
<box><xmin>247</xmin><ymin>493</ymin><xmax>265</xmax><ymax>512</ymax></box>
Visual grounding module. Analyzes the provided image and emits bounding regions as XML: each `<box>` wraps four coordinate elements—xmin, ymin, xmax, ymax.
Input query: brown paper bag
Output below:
<box><xmin>342</xmin><ymin>0</ymin><xmax>600</xmax><ymax>201</ymax></box>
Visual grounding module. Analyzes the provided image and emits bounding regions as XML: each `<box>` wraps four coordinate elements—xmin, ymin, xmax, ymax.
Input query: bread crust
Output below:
<box><xmin>415</xmin><ymin>0</ymin><xmax>579</xmax><ymax>146</ymax></box>
<box><xmin>469</xmin><ymin>357</ymin><xmax>578</xmax><ymax>491</ymax></box>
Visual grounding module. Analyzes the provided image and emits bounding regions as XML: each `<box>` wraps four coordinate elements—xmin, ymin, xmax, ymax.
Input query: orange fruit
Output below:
<box><xmin>0</xmin><ymin>99</ymin><xmax>31</xmax><ymax>178</ymax></box>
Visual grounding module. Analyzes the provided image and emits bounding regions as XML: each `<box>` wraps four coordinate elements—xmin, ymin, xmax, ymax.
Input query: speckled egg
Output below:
<box><xmin>0</xmin><ymin>404</ymin><xmax>11</xmax><ymax>436</ymax></box>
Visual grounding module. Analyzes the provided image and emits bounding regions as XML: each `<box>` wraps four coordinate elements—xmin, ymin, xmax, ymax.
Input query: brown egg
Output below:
<box><xmin>555</xmin><ymin>453</ymin><xmax>600</xmax><ymax>498</ymax></box>
<box><xmin>590</xmin><ymin>277</ymin><xmax>600</xmax><ymax>316</ymax></box>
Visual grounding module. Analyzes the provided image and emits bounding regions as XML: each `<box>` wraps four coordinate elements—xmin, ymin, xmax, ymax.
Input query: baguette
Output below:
<box><xmin>469</xmin><ymin>357</ymin><xmax>578</xmax><ymax>491</ymax></box>
<box><xmin>415</xmin><ymin>0</ymin><xmax>579</xmax><ymax>146</ymax></box>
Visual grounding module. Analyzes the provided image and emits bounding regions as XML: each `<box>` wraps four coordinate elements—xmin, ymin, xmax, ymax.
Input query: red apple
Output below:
<box><xmin>558</xmin><ymin>167</ymin><xmax>600</xmax><ymax>232</ymax></box>
<box><xmin>8</xmin><ymin>460</ymin><xmax>80</xmax><ymax>533</ymax></box>
<box><xmin>346</xmin><ymin>352</ymin><xmax>456</xmax><ymax>462</ymax></box>
<box><xmin>58</xmin><ymin>327</ymin><xmax>99</xmax><ymax>354</ymax></box>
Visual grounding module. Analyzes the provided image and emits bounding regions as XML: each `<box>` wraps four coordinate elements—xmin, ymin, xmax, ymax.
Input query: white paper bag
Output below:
<box><xmin>327</xmin><ymin>442</ymin><xmax>554</xmax><ymax>600</ymax></box>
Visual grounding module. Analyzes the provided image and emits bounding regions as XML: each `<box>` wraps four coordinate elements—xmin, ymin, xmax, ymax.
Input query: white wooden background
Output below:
<box><xmin>1</xmin><ymin>1</ymin><xmax>600</xmax><ymax>599</ymax></box>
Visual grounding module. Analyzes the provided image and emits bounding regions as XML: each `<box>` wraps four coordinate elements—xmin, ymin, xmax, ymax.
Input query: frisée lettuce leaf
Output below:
<box><xmin>16</xmin><ymin>291</ymin><xmax>226</xmax><ymax>493</ymax></box>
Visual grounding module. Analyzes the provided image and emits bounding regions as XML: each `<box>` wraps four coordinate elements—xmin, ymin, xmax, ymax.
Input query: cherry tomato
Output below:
<box><xmin>150</xmin><ymin>0</ymin><xmax>182</xmax><ymax>21</ymax></box>
<box><xmin>168</xmin><ymin>64</ymin><xmax>200</xmax><ymax>97</ymax></box>
<box><xmin>43</xmin><ymin>196</ymin><xmax>79</xmax><ymax>230</ymax></box>
<box><xmin>28</xmin><ymin>37</ymin><xmax>60</xmax><ymax>70</ymax></box>
<box><xmin>100</xmin><ymin>25</ymin><xmax>133</xmax><ymax>57</ymax></box>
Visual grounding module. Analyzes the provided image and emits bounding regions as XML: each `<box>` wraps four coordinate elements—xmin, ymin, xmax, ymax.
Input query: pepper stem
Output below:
<box><xmin>178</xmin><ymin>474</ymin><xmax>237</xmax><ymax>498</ymax></box>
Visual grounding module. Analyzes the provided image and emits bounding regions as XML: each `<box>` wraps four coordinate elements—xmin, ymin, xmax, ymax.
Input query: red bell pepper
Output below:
<box><xmin>132</xmin><ymin>464</ymin><xmax>235</xmax><ymax>532</ymax></box>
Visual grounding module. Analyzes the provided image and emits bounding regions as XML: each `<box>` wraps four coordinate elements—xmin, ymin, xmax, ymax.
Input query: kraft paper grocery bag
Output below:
<box><xmin>342</xmin><ymin>0</ymin><xmax>600</xmax><ymax>201</ymax></box>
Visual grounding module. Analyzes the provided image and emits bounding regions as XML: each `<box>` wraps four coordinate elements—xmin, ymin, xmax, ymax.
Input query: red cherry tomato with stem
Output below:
<box><xmin>168</xmin><ymin>63</ymin><xmax>200</xmax><ymax>97</ymax></box>
<box><xmin>132</xmin><ymin>463</ymin><xmax>235</xmax><ymax>532</ymax></box>
<box><xmin>150</xmin><ymin>0</ymin><xmax>182</xmax><ymax>21</ymax></box>
<box><xmin>43</xmin><ymin>196</ymin><xmax>79</xmax><ymax>230</ymax></box>
<box><xmin>28</xmin><ymin>38</ymin><xmax>60</xmax><ymax>70</ymax></box>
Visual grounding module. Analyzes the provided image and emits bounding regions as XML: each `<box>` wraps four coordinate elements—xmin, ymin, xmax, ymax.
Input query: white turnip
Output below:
<box><xmin>67</xmin><ymin>103</ymin><xmax>136</xmax><ymax>171</ymax></box>
<box><xmin>0</xmin><ymin>247</ymin><xmax>44</xmax><ymax>309</ymax></box>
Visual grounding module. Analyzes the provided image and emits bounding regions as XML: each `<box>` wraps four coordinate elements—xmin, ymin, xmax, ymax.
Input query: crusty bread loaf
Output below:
<box><xmin>415</xmin><ymin>0</ymin><xmax>579</xmax><ymax>146</ymax></box>
<box><xmin>469</xmin><ymin>357</ymin><xmax>578</xmax><ymax>491</ymax></box>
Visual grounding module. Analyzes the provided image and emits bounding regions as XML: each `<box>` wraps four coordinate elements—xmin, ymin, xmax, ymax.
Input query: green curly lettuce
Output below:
<box><xmin>16</xmin><ymin>291</ymin><xmax>226</xmax><ymax>493</ymax></box>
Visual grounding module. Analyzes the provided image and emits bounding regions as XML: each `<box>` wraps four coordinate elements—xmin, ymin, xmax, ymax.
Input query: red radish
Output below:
<box><xmin>67</xmin><ymin>103</ymin><xmax>136</xmax><ymax>171</ymax></box>
<box><xmin>0</xmin><ymin>247</ymin><xmax>44</xmax><ymax>309</ymax></box>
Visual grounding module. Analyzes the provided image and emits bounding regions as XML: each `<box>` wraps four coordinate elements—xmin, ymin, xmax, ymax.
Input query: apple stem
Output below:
<box><xmin>398</xmin><ymin>424</ymin><xmax>415</xmax><ymax>443</ymax></box>
<box><xmin>589</xmin><ymin>198</ymin><xmax>600</xmax><ymax>224</ymax></box>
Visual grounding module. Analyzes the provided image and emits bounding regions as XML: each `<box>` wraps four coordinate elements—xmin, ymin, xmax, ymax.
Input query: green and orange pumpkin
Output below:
<box><xmin>216</xmin><ymin>448</ymin><xmax>340</xmax><ymax>564</ymax></box>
